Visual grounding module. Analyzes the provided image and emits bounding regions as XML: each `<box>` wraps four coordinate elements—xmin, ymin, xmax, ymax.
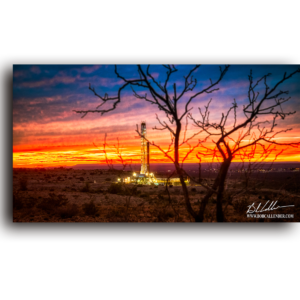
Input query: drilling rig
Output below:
<box><xmin>140</xmin><ymin>121</ymin><xmax>150</xmax><ymax>175</ymax></box>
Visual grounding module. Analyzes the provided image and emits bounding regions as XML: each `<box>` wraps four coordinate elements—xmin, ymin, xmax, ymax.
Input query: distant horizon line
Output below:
<box><xmin>13</xmin><ymin>161</ymin><xmax>300</xmax><ymax>169</ymax></box>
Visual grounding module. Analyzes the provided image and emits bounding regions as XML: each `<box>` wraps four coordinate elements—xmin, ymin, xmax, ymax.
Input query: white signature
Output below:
<box><xmin>246</xmin><ymin>200</ymin><xmax>294</xmax><ymax>214</ymax></box>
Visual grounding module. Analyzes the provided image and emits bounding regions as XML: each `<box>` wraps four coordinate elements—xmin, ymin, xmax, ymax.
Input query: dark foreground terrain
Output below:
<box><xmin>13</xmin><ymin>168</ymin><xmax>300</xmax><ymax>222</ymax></box>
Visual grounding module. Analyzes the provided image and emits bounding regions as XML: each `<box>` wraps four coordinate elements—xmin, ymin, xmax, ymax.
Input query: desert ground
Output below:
<box><xmin>13</xmin><ymin>168</ymin><xmax>300</xmax><ymax>222</ymax></box>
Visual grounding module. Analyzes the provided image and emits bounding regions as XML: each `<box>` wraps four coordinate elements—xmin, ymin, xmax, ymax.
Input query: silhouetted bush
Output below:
<box><xmin>24</xmin><ymin>196</ymin><xmax>36</xmax><ymax>209</ymax></box>
<box><xmin>106</xmin><ymin>207</ymin><xmax>123</xmax><ymax>219</ymax></box>
<box><xmin>157</xmin><ymin>194</ymin><xmax>165</xmax><ymax>201</ymax></box>
<box><xmin>191</xmin><ymin>188</ymin><xmax>197</xmax><ymax>192</ymax></box>
<box><xmin>93</xmin><ymin>186</ymin><xmax>104</xmax><ymax>193</ymax></box>
<box><xmin>19</xmin><ymin>177</ymin><xmax>28</xmax><ymax>191</ymax></box>
<box><xmin>105</xmin><ymin>178</ymin><xmax>111</xmax><ymax>181</ymax></box>
<box><xmin>13</xmin><ymin>194</ymin><xmax>23</xmax><ymax>210</ymax></box>
<box><xmin>82</xmin><ymin>200</ymin><xmax>98</xmax><ymax>216</ymax></box>
<box><xmin>157</xmin><ymin>209</ymin><xmax>175</xmax><ymax>221</ymax></box>
<box><xmin>232</xmin><ymin>198</ymin><xmax>248</xmax><ymax>214</ymax></box>
<box><xmin>59</xmin><ymin>204</ymin><xmax>79</xmax><ymax>219</ymax></box>
<box><xmin>107</xmin><ymin>183</ymin><xmax>123</xmax><ymax>194</ymax></box>
<box><xmin>37</xmin><ymin>193</ymin><xmax>69</xmax><ymax>213</ymax></box>
<box><xmin>79</xmin><ymin>177</ymin><xmax>84</xmax><ymax>181</ymax></box>
<box><xmin>123</xmin><ymin>186</ymin><xmax>139</xmax><ymax>196</ymax></box>
<box><xmin>81</xmin><ymin>182</ymin><xmax>90</xmax><ymax>193</ymax></box>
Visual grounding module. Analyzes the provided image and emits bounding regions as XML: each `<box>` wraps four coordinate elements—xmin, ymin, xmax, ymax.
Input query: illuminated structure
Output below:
<box><xmin>140</xmin><ymin>121</ymin><xmax>150</xmax><ymax>175</ymax></box>
<box><xmin>117</xmin><ymin>122</ymin><xmax>157</xmax><ymax>185</ymax></box>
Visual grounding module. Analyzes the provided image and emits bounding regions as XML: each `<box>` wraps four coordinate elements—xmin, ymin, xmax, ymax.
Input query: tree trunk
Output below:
<box><xmin>216</xmin><ymin>159</ymin><xmax>231</xmax><ymax>222</ymax></box>
<box><xmin>195</xmin><ymin>159</ymin><xmax>231</xmax><ymax>222</ymax></box>
<box><xmin>174</xmin><ymin>121</ymin><xmax>196</xmax><ymax>220</ymax></box>
<box><xmin>199</xmin><ymin>160</ymin><xmax>201</xmax><ymax>183</ymax></box>
<box><xmin>196</xmin><ymin>190</ymin><xmax>214</xmax><ymax>222</ymax></box>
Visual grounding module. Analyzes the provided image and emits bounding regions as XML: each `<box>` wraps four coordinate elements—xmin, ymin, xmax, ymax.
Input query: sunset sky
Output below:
<box><xmin>13</xmin><ymin>64</ymin><xmax>300</xmax><ymax>168</ymax></box>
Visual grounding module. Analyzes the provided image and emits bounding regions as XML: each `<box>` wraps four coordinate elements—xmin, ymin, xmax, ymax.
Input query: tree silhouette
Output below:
<box><xmin>189</xmin><ymin>68</ymin><xmax>300</xmax><ymax>221</ymax></box>
<box><xmin>74</xmin><ymin>65</ymin><xmax>229</xmax><ymax>221</ymax></box>
<box><xmin>74</xmin><ymin>65</ymin><xmax>300</xmax><ymax>222</ymax></box>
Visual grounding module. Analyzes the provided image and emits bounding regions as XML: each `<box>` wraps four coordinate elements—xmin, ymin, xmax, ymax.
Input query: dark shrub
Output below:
<box><xmin>57</xmin><ymin>176</ymin><xmax>61</xmax><ymax>181</ymax></box>
<box><xmin>158</xmin><ymin>194</ymin><xmax>165</xmax><ymax>201</ymax></box>
<box><xmin>140</xmin><ymin>193</ymin><xmax>148</xmax><ymax>198</ymax></box>
<box><xmin>24</xmin><ymin>196</ymin><xmax>36</xmax><ymax>209</ymax></box>
<box><xmin>191</xmin><ymin>188</ymin><xmax>197</xmax><ymax>192</ymax></box>
<box><xmin>157</xmin><ymin>210</ymin><xmax>175</xmax><ymax>221</ymax></box>
<box><xmin>106</xmin><ymin>207</ymin><xmax>123</xmax><ymax>219</ymax></box>
<box><xmin>81</xmin><ymin>182</ymin><xmax>90</xmax><ymax>193</ymax></box>
<box><xmin>232</xmin><ymin>198</ymin><xmax>248</xmax><ymax>213</ymax></box>
<box><xmin>19</xmin><ymin>177</ymin><xmax>28</xmax><ymax>191</ymax></box>
<box><xmin>82</xmin><ymin>200</ymin><xmax>98</xmax><ymax>216</ymax></box>
<box><xmin>94</xmin><ymin>187</ymin><xmax>104</xmax><ymax>194</ymax></box>
<box><xmin>37</xmin><ymin>193</ymin><xmax>69</xmax><ymax>213</ymax></box>
<box><xmin>105</xmin><ymin>178</ymin><xmax>111</xmax><ymax>181</ymax></box>
<box><xmin>59</xmin><ymin>204</ymin><xmax>79</xmax><ymax>219</ymax></box>
<box><xmin>107</xmin><ymin>183</ymin><xmax>123</xmax><ymax>194</ymax></box>
<box><xmin>13</xmin><ymin>194</ymin><xmax>23</xmax><ymax>210</ymax></box>
<box><xmin>123</xmin><ymin>186</ymin><xmax>139</xmax><ymax>196</ymax></box>
<box><xmin>79</xmin><ymin>177</ymin><xmax>84</xmax><ymax>181</ymax></box>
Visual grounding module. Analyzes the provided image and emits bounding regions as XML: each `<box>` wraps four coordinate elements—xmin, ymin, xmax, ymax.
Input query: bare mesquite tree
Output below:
<box><xmin>74</xmin><ymin>65</ymin><xmax>300</xmax><ymax>222</ymax></box>
<box><xmin>74</xmin><ymin>64</ymin><xmax>229</xmax><ymax>221</ymax></box>
<box><xmin>188</xmin><ymin>68</ymin><xmax>300</xmax><ymax>221</ymax></box>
